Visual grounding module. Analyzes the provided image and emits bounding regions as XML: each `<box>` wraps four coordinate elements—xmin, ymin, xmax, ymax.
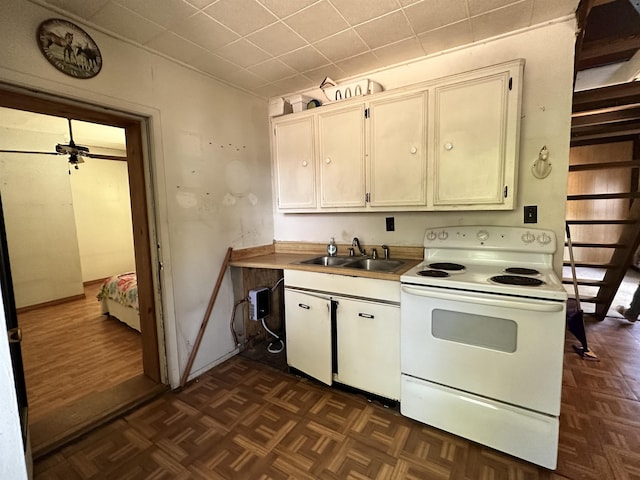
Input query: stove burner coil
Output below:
<box><xmin>490</xmin><ymin>275</ymin><xmax>545</xmax><ymax>286</ymax></box>
<box><xmin>428</xmin><ymin>262</ymin><xmax>465</xmax><ymax>271</ymax></box>
<box><xmin>504</xmin><ymin>267</ymin><xmax>540</xmax><ymax>276</ymax></box>
<box><xmin>418</xmin><ymin>269</ymin><xmax>449</xmax><ymax>277</ymax></box>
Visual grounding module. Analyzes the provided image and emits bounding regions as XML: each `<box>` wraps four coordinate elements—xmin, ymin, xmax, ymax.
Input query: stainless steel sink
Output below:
<box><xmin>298</xmin><ymin>255</ymin><xmax>406</xmax><ymax>272</ymax></box>
<box><xmin>299</xmin><ymin>256</ymin><xmax>354</xmax><ymax>266</ymax></box>
<box><xmin>343</xmin><ymin>258</ymin><xmax>405</xmax><ymax>272</ymax></box>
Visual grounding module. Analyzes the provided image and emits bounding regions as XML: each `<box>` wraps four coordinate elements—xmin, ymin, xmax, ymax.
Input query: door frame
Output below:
<box><xmin>0</xmin><ymin>86</ymin><xmax>162</xmax><ymax>383</ymax></box>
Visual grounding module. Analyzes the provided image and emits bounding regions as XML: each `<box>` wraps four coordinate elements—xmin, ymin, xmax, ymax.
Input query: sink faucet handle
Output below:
<box><xmin>381</xmin><ymin>244</ymin><xmax>389</xmax><ymax>259</ymax></box>
<box><xmin>371</xmin><ymin>248</ymin><xmax>378</xmax><ymax>260</ymax></box>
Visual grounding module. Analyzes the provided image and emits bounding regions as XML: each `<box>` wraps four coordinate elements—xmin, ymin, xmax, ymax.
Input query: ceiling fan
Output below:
<box><xmin>0</xmin><ymin>118</ymin><xmax>119</xmax><ymax>170</ymax></box>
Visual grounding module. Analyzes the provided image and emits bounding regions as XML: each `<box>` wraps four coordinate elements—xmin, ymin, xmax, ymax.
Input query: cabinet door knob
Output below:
<box><xmin>358</xmin><ymin>313</ymin><xmax>374</xmax><ymax>319</ymax></box>
<box><xmin>410</xmin><ymin>146</ymin><xmax>417</xmax><ymax>154</ymax></box>
<box><xmin>444</xmin><ymin>142</ymin><xmax>453</xmax><ymax>151</ymax></box>
<box><xmin>325</xmin><ymin>157</ymin><xmax>332</xmax><ymax>164</ymax></box>
<box><xmin>298</xmin><ymin>303</ymin><xmax>310</xmax><ymax>309</ymax></box>
<box><xmin>302</xmin><ymin>160</ymin><xmax>308</xmax><ymax>167</ymax></box>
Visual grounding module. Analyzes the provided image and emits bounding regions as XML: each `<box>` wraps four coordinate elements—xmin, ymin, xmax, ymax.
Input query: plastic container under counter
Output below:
<box><xmin>322</xmin><ymin>79</ymin><xmax>383</xmax><ymax>102</ymax></box>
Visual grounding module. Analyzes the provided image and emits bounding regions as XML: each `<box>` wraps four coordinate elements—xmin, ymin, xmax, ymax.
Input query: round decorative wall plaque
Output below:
<box><xmin>36</xmin><ymin>18</ymin><xmax>102</xmax><ymax>79</ymax></box>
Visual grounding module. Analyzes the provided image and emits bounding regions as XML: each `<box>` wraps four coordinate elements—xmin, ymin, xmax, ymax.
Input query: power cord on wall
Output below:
<box><xmin>230</xmin><ymin>298</ymin><xmax>246</xmax><ymax>348</ymax></box>
<box><xmin>262</xmin><ymin>276</ymin><xmax>285</xmax><ymax>354</ymax></box>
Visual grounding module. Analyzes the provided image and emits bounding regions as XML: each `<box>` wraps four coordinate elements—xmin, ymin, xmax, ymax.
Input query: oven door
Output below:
<box><xmin>401</xmin><ymin>284</ymin><xmax>565</xmax><ymax>415</ymax></box>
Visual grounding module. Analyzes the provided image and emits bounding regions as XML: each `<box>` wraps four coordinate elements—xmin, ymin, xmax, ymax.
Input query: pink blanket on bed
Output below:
<box><xmin>96</xmin><ymin>272</ymin><xmax>138</xmax><ymax>310</ymax></box>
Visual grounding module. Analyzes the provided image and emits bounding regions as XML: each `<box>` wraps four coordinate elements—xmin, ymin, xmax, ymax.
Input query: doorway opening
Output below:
<box><xmin>0</xmin><ymin>86</ymin><xmax>166</xmax><ymax>458</ymax></box>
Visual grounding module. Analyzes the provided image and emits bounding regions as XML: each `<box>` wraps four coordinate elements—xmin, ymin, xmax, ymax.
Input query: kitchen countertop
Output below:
<box><xmin>229</xmin><ymin>246</ymin><xmax>422</xmax><ymax>281</ymax></box>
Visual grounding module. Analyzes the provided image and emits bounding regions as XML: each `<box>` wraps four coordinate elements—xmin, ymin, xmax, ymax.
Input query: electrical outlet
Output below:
<box><xmin>386</xmin><ymin>217</ymin><xmax>395</xmax><ymax>231</ymax></box>
<box><xmin>524</xmin><ymin>205</ymin><xmax>537</xmax><ymax>224</ymax></box>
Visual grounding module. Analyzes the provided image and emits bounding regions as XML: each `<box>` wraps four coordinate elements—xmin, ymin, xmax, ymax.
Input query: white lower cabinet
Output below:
<box><xmin>284</xmin><ymin>289</ymin><xmax>332</xmax><ymax>385</ymax></box>
<box><xmin>284</xmin><ymin>270</ymin><xmax>401</xmax><ymax>400</ymax></box>
<box><xmin>335</xmin><ymin>297</ymin><xmax>400</xmax><ymax>400</ymax></box>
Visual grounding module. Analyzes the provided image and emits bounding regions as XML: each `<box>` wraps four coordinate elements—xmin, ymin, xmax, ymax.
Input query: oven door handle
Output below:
<box><xmin>401</xmin><ymin>285</ymin><xmax>565</xmax><ymax>312</ymax></box>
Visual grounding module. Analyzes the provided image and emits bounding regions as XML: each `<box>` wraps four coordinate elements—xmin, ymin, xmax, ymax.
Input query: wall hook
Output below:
<box><xmin>532</xmin><ymin>145</ymin><xmax>552</xmax><ymax>179</ymax></box>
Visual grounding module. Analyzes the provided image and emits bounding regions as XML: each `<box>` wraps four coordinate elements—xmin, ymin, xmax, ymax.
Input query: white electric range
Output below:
<box><xmin>400</xmin><ymin>225</ymin><xmax>567</xmax><ymax>469</ymax></box>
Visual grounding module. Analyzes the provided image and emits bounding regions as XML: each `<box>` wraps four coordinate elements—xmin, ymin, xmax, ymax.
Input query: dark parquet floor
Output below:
<box><xmin>33</xmin><ymin>272</ymin><xmax>640</xmax><ymax>479</ymax></box>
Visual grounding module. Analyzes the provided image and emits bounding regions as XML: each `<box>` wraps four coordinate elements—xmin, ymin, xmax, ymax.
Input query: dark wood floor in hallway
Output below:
<box><xmin>19</xmin><ymin>283</ymin><xmax>144</xmax><ymax>423</ymax></box>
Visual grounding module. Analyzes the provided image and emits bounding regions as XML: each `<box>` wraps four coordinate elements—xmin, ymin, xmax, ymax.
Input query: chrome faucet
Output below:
<box><xmin>352</xmin><ymin>237</ymin><xmax>366</xmax><ymax>256</ymax></box>
<box><xmin>382</xmin><ymin>245</ymin><xmax>389</xmax><ymax>259</ymax></box>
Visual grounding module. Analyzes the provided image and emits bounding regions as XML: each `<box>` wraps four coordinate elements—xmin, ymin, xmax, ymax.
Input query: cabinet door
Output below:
<box><xmin>273</xmin><ymin>116</ymin><xmax>316</xmax><ymax>209</ymax></box>
<box><xmin>318</xmin><ymin>105</ymin><xmax>366</xmax><ymax>208</ymax></box>
<box><xmin>284</xmin><ymin>289</ymin><xmax>332</xmax><ymax>385</ymax></box>
<box><xmin>335</xmin><ymin>298</ymin><xmax>400</xmax><ymax>399</ymax></box>
<box><xmin>369</xmin><ymin>92</ymin><xmax>427</xmax><ymax>207</ymax></box>
<box><xmin>433</xmin><ymin>71</ymin><xmax>516</xmax><ymax>208</ymax></box>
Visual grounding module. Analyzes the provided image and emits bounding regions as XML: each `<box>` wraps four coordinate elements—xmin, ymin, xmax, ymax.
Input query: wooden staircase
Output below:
<box><xmin>565</xmin><ymin>82</ymin><xmax>640</xmax><ymax>320</ymax></box>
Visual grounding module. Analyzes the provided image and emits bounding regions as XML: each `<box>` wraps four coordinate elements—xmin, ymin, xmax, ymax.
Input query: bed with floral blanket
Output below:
<box><xmin>96</xmin><ymin>272</ymin><xmax>140</xmax><ymax>331</ymax></box>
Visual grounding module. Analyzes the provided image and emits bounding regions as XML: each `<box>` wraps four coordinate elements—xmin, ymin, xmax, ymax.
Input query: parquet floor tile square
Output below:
<box><xmin>33</xmin><ymin>307</ymin><xmax>640</xmax><ymax>480</ymax></box>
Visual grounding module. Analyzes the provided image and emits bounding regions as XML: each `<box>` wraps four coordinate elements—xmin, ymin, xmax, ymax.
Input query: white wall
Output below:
<box><xmin>69</xmin><ymin>157</ymin><xmax>135</xmax><ymax>282</ymax></box>
<box><xmin>0</xmin><ymin>125</ymin><xmax>84</xmax><ymax>308</ymax></box>
<box><xmin>0</xmin><ymin>0</ymin><xmax>274</xmax><ymax>397</ymax></box>
<box><xmin>274</xmin><ymin>19</ymin><xmax>576</xmax><ymax>274</ymax></box>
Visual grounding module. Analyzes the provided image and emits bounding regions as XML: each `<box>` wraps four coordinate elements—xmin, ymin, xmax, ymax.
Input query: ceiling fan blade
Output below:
<box><xmin>83</xmin><ymin>152</ymin><xmax>127</xmax><ymax>161</ymax></box>
<box><xmin>0</xmin><ymin>149</ymin><xmax>62</xmax><ymax>156</ymax></box>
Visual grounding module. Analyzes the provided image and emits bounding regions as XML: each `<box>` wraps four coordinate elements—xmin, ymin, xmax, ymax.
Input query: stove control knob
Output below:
<box><xmin>537</xmin><ymin>233</ymin><xmax>552</xmax><ymax>245</ymax></box>
<box><xmin>426</xmin><ymin>231</ymin><xmax>437</xmax><ymax>241</ymax></box>
<box><xmin>438</xmin><ymin>230</ymin><xmax>448</xmax><ymax>240</ymax></box>
<box><xmin>521</xmin><ymin>232</ymin><xmax>536</xmax><ymax>244</ymax></box>
<box><xmin>477</xmin><ymin>230</ymin><xmax>489</xmax><ymax>241</ymax></box>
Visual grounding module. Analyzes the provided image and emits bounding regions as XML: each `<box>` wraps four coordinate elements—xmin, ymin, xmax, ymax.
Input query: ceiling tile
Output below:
<box><xmin>471</xmin><ymin>2</ymin><xmax>532</xmax><ymax>41</ymax></box>
<box><xmin>418</xmin><ymin>19</ymin><xmax>472</xmax><ymax>54</ymax></box>
<box><xmin>188</xmin><ymin>51</ymin><xmax>241</xmax><ymax>78</ymax></box>
<box><xmin>467</xmin><ymin>0</ymin><xmax>521</xmax><ymax>16</ymax></box>
<box><xmin>335</xmin><ymin>51</ymin><xmax>381</xmax><ymax>78</ymax></box>
<box><xmin>248</xmin><ymin>59</ymin><xmax>297</xmax><ymax>82</ymax></box>
<box><xmin>372</xmin><ymin>37</ymin><xmax>426</xmax><ymax>66</ymax></box>
<box><xmin>42</xmin><ymin>0</ymin><xmax>110</xmax><ymax>20</ymax></box>
<box><xmin>355</xmin><ymin>10</ymin><xmax>414</xmax><ymax>50</ymax></box>
<box><xmin>112</xmin><ymin>0</ymin><xmax>198</xmax><ymax>28</ymax></box>
<box><xmin>284</xmin><ymin>0</ymin><xmax>349</xmax><ymax>43</ymax></box>
<box><xmin>304</xmin><ymin>64</ymin><xmax>346</xmax><ymax>86</ymax></box>
<box><xmin>279</xmin><ymin>46</ymin><xmax>330</xmax><ymax>73</ymax></box>
<box><xmin>204</xmin><ymin>0</ymin><xmax>278</xmax><ymax>36</ymax></box>
<box><xmin>171</xmin><ymin>12</ymin><xmax>239</xmax><ymax>52</ymax></box>
<box><xmin>404</xmin><ymin>0</ymin><xmax>468</xmax><ymax>34</ymax></box>
<box><xmin>314</xmin><ymin>29</ymin><xmax>369</xmax><ymax>62</ymax></box>
<box><xmin>531</xmin><ymin>0</ymin><xmax>579</xmax><ymax>24</ymax></box>
<box><xmin>226</xmin><ymin>69</ymin><xmax>269</xmax><ymax>90</ymax></box>
<box><xmin>183</xmin><ymin>0</ymin><xmax>216</xmax><ymax>8</ymax></box>
<box><xmin>246</xmin><ymin>22</ymin><xmax>307</xmax><ymax>56</ymax></box>
<box><xmin>214</xmin><ymin>39</ymin><xmax>271</xmax><ymax>68</ymax></box>
<box><xmin>257</xmin><ymin>0</ymin><xmax>318</xmax><ymax>19</ymax></box>
<box><xmin>90</xmin><ymin>1</ymin><xmax>164</xmax><ymax>44</ymax></box>
<box><xmin>271</xmin><ymin>74</ymin><xmax>317</xmax><ymax>94</ymax></box>
<box><xmin>145</xmin><ymin>31</ymin><xmax>203</xmax><ymax>64</ymax></box>
<box><xmin>329</xmin><ymin>0</ymin><xmax>400</xmax><ymax>26</ymax></box>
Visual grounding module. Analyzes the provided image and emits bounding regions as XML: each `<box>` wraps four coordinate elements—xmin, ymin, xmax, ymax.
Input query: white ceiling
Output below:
<box><xmin>35</xmin><ymin>0</ymin><xmax>578</xmax><ymax>99</ymax></box>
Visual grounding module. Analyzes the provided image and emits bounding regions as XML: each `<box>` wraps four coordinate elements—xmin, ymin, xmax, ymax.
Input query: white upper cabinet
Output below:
<box><xmin>272</xmin><ymin>116</ymin><xmax>316</xmax><ymax>209</ymax></box>
<box><xmin>271</xmin><ymin>59</ymin><xmax>524</xmax><ymax>212</ymax></box>
<box><xmin>368</xmin><ymin>92</ymin><xmax>427</xmax><ymax>207</ymax></box>
<box><xmin>318</xmin><ymin>104</ymin><xmax>366</xmax><ymax>208</ymax></box>
<box><xmin>431</xmin><ymin>62</ymin><xmax>522</xmax><ymax>210</ymax></box>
